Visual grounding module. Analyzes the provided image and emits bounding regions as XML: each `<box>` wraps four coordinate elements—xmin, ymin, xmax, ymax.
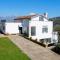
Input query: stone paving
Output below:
<box><xmin>7</xmin><ymin>35</ymin><xmax>60</xmax><ymax>60</ymax></box>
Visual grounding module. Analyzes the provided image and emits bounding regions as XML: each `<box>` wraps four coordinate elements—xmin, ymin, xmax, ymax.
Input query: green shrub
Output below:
<box><xmin>56</xmin><ymin>43</ymin><xmax>60</xmax><ymax>48</ymax></box>
<box><xmin>54</xmin><ymin>26</ymin><xmax>60</xmax><ymax>31</ymax></box>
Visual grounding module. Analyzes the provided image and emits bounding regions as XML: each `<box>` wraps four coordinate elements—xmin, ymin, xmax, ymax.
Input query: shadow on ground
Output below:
<box><xmin>19</xmin><ymin>34</ymin><xmax>56</xmax><ymax>48</ymax></box>
<box><xmin>51</xmin><ymin>46</ymin><xmax>60</xmax><ymax>55</ymax></box>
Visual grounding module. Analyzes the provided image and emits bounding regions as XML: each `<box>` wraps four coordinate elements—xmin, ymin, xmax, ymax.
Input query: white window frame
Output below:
<box><xmin>42</xmin><ymin>26</ymin><xmax>48</xmax><ymax>33</ymax></box>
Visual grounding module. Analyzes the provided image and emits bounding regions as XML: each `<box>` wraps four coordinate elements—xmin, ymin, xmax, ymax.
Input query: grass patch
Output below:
<box><xmin>0</xmin><ymin>37</ymin><xmax>31</xmax><ymax>60</ymax></box>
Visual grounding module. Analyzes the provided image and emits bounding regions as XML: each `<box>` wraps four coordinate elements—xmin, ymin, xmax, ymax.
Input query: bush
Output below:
<box><xmin>56</xmin><ymin>43</ymin><xmax>60</xmax><ymax>49</ymax></box>
<box><xmin>54</xmin><ymin>43</ymin><xmax>60</xmax><ymax>54</ymax></box>
<box><xmin>54</xmin><ymin>26</ymin><xmax>60</xmax><ymax>31</ymax></box>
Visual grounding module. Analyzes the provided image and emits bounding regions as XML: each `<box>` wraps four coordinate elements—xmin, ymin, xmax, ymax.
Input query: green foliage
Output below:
<box><xmin>49</xmin><ymin>17</ymin><xmax>60</xmax><ymax>24</ymax></box>
<box><xmin>56</xmin><ymin>43</ymin><xmax>60</xmax><ymax>48</ymax></box>
<box><xmin>52</xmin><ymin>43</ymin><xmax>60</xmax><ymax>54</ymax></box>
<box><xmin>55</xmin><ymin>43</ymin><xmax>60</xmax><ymax>54</ymax></box>
<box><xmin>0</xmin><ymin>37</ymin><xmax>31</xmax><ymax>60</ymax></box>
<box><xmin>49</xmin><ymin>17</ymin><xmax>60</xmax><ymax>31</ymax></box>
<box><xmin>54</xmin><ymin>26</ymin><xmax>60</xmax><ymax>31</ymax></box>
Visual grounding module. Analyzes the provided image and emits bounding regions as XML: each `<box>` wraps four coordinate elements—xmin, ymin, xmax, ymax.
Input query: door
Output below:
<box><xmin>19</xmin><ymin>27</ymin><xmax>22</xmax><ymax>34</ymax></box>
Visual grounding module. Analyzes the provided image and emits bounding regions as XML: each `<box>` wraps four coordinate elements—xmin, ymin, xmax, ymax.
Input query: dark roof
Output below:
<box><xmin>14</xmin><ymin>15</ymin><xmax>38</xmax><ymax>20</ymax></box>
<box><xmin>14</xmin><ymin>14</ymin><xmax>48</xmax><ymax>20</ymax></box>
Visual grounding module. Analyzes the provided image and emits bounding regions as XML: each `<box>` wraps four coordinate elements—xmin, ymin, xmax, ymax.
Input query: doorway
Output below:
<box><xmin>19</xmin><ymin>27</ymin><xmax>22</xmax><ymax>34</ymax></box>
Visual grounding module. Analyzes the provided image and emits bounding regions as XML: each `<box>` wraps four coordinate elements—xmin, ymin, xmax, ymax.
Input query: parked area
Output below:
<box><xmin>0</xmin><ymin>37</ymin><xmax>30</xmax><ymax>60</ymax></box>
<box><xmin>8</xmin><ymin>35</ymin><xmax>60</xmax><ymax>60</ymax></box>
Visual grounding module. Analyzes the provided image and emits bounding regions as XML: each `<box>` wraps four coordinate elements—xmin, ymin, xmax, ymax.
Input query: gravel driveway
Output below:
<box><xmin>8</xmin><ymin>35</ymin><xmax>60</xmax><ymax>60</ymax></box>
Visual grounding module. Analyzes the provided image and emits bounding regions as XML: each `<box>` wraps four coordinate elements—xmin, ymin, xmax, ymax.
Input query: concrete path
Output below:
<box><xmin>8</xmin><ymin>35</ymin><xmax>60</xmax><ymax>60</ymax></box>
<box><xmin>0</xmin><ymin>34</ymin><xmax>6</xmax><ymax>37</ymax></box>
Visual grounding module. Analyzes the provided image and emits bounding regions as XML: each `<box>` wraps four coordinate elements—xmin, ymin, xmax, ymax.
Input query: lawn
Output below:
<box><xmin>0</xmin><ymin>37</ymin><xmax>31</xmax><ymax>60</ymax></box>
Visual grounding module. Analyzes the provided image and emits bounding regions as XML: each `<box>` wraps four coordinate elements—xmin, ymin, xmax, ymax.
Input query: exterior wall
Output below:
<box><xmin>22</xmin><ymin>20</ymin><xmax>29</xmax><ymax>35</ymax></box>
<box><xmin>29</xmin><ymin>21</ymin><xmax>53</xmax><ymax>41</ymax></box>
<box><xmin>5</xmin><ymin>22</ymin><xmax>22</xmax><ymax>34</ymax></box>
<box><xmin>31</xmin><ymin>16</ymin><xmax>40</xmax><ymax>21</ymax></box>
<box><xmin>22</xmin><ymin>15</ymin><xmax>54</xmax><ymax>43</ymax></box>
<box><xmin>51</xmin><ymin>32</ymin><xmax>58</xmax><ymax>43</ymax></box>
<box><xmin>31</xmin><ymin>15</ymin><xmax>48</xmax><ymax>21</ymax></box>
<box><xmin>43</xmin><ymin>18</ymin><xmax>48</xmax><ymax>21</ymax></box>
<box><xmin>15</xmin><ymin>20</ymin><xmax>23</xmax><ymax>27</ymax></box>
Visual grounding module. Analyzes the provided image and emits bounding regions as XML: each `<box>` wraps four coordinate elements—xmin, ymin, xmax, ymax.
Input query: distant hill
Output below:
<box><xmin>49</xmin><ymin>17</ymin><xmax>60</xmax><ymax>31</ymax></box>
<box><xmin>49</xmin><ymin>17</ymin><xmax>60</xmax><ymax>25</ymax></box>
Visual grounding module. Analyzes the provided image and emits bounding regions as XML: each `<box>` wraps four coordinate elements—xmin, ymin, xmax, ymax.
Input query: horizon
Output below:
<box><xmin>0</xmin><ymin>0</ymin><xmax>60</xmax><ymax>18</ymax></box>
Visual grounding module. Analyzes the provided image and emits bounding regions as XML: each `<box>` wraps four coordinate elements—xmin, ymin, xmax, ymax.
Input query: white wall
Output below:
<box><xmin>51</xmin><ymin>32</ymin><xmax>58</xmax><ymax>43</ymax></box>
<box><xmin>43</xmin><ymin>18</ymin><xmax>48</xmax><ymax>21</ymax></box>
<box><xmin>31</xmin><ymin>16</ymin><xmax>39</xmax><ymax>21</ymax></box>
<box><xmin>5</xmin><ymin>22</ymin><xmax>22</xmax><ymax>34</ymax></box>
<box><xmin>29</xmin><ymin>21</ymin><xmax>53</xmax><ymax>41</ymax></box>
<box><xmin>31</xmin><ymin>15</ymin><xmax>48</xmax><ymax>21</ymax></box>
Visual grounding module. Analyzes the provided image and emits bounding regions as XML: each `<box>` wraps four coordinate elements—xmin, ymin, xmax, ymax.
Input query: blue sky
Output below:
<box><xmin>0</xmin><ymin>0</ymin><xmax>60</xmax><ymax>18</ymax></box>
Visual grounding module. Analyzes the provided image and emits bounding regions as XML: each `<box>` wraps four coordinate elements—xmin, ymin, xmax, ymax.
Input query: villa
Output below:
<box><xmin>15</xmin><ymin>13</ymin><xmax>58</xmax><ymax>44</ymax></box>
<box><xmin>0</xmin><ymin>13</ymin><xmax>58</xmax><ymax>44</ymax></box>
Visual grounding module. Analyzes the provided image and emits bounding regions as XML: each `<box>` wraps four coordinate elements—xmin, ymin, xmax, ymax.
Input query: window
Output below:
<box><xmin>39</xmin><ymin>16</ymin><xmax>43</xmax><ymax>21</ymax></box>
<box><xmin>42</xmin><ymin>26</ymin><xmax>48</xmax><ymax>33</ymax></box>
<box><xmin>31</xmin><ymin>26</ymin><xmax>36</xmax><ymax>36</ymax></box>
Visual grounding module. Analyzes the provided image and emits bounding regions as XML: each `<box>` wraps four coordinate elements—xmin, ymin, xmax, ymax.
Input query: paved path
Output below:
<box><xmin>0</xmin><ymin>34</ymin><xmax>6</xmax><ymax>37</ymax></box>
<box><xmin>8</xmin><ymin>35</ymin><xmax>60</xmax><ymax>60</ymax></box>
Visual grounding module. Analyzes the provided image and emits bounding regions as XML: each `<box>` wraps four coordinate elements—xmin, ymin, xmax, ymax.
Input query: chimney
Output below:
<box><xmin>44</xmin><ymin>12</ymin><xmax>48</xmax><ymax>18</ymax></box>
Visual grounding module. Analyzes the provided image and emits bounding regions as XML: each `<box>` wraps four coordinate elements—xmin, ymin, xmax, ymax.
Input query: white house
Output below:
<box><xmin>15</xmin><ymin>13</ymin><xmax>58</xmax><ymax>44</ymax></box>
<box><xmin>0</xmin><ymin>13</ymin><xmax>58</xmax><ymax>44</ymax></box>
